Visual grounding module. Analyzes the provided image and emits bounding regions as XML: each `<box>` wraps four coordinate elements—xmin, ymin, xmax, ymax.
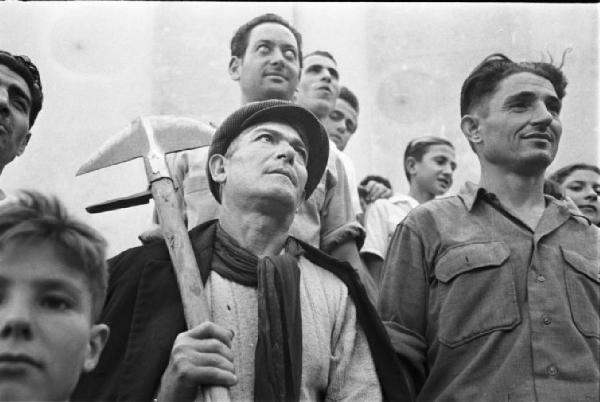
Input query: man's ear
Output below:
<box><xmin>405</xmin><ymin>156</ymin><xmax>418</xmax><ymax>178</ymax></box>
<box><xmin>16</xmin><ymin>132</ymin><xmax>31</xmax><ymax>157</ymax></box>
<box><xmin>229</xmin><ymin>56</ymin><xmax>242</xmax><ymax>81</ymax></box>
<box><xmin>82</xmin><ymin>323</ymin><xmax>109</xmax><ymax>372</ymax></box>
<box><xmin>208</xmin><ymin>153</ymin><xmax>227</xmax><ymax>185</ymax></box>
<box><xmin>461</xmin><ymin>115</ymin><xmax>482</xmax><ymax>147</ymax></box>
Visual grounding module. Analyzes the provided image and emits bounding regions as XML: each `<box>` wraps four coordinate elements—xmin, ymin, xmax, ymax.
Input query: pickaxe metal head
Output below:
<box><xmin>77</xmin><ymin>115</ymin><xmax>214</xmax><ymax>213</ymax></box>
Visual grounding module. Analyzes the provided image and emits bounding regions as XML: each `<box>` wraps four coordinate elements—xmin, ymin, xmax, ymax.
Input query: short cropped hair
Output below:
<box><xmin>230</xmin><ymin>13</ymin><xmax>303</xmax><ymax>67</ymax></box>
<box><xmin>360</xmin><ymin>175</ymin><xmax>392</xmax><ymax>191</ymax></box>
<box><xmin>404</xmin><ymin>136</ymin><xmax>454</xmax><ymax>182</ymax></box>
<box><xmin>0</xmin><ymin>190</ymin><xmax>107</xmax><ymax>322</ymax></box>
<box><xmin>304</xmin><ymin>50</ymin><xmax>337</xmax><ymax>65</ymax></box>
<box><xmin>460</xmin><ymin>53</ymin><xmax>568</xmax><ymax>117</ymax></box>
<box><xmin>548</xmin><ymin>163</ymin><xmax>600</xmax><ymax>185</ymax></box>
<box><xmin>0</xmin><ymin>50</ymin><xmax>44</xmax><ymax>127</ymax></box>
<box><xmin>339</xmin><ymin>86</ymin><xmax>359</xmax><ymax>113</ymax></box>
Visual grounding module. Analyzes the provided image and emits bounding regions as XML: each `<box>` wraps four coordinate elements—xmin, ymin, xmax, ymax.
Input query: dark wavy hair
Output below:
<box><xmin>0</xmin><ymin>50</ymin><xmax>44</xmax><ymax>127</ymax></box>
<box><xmin>460</xmin><ymin>52</ymin><xmax>568</xmax><ymax>117</ymax></box>
<box><xmin>230</xmin><ymin>13</ymin><xmax>303</xmax><ymax>67</ymax></box>
<box><xmin>339</xmin><ymin>86</ymin><xmax>359</xmax><ymax>113</ymax></box>
<box><xmin>548</xmin><ymin>163</ymin><xmax>600</xmax><ymax>185</ymax></box>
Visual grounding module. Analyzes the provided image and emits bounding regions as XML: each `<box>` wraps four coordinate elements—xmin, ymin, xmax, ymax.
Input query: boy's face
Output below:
<box><xmin>0</xmin><ymin>240</ymin><xmax>108</xmax><ymax>401</ymax></box>
<box><xmin>410</xmin><ymin>144</ymin><xmax>457</xmax><ymax>198</ymax></box>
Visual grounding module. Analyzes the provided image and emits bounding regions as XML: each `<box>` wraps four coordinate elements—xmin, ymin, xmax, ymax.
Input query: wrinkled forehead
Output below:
<box><xmin>495</xmin><ymin>72</ymin><xmax>557</xmax><ymax>100</ymax></box>
<box><xmin>231</xmin><ymin>120</ymin><xmax>305</xmax><ymax>150</ymax></box>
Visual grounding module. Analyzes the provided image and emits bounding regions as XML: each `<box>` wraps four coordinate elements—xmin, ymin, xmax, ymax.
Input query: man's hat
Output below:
<box><xmin>207</xmin><ymin>99</ymin><xmax>329</xmax><ymax>203</ymax></box>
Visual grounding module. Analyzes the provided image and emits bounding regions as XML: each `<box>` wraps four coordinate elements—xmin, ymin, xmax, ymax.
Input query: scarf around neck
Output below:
<box><xmin>212</xmin><ymin>224</ymin><xmax>303</xmax><ymax>402</ymax></box>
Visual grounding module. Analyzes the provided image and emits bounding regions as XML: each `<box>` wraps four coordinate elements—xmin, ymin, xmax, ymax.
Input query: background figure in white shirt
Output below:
<box><xmin>361</xmin><ymin>136</ymin><xmax>457</xmax><ymax>284</ymax></box>
<box><xmin>323</xmin><ymin>86</ymin><xmax>393</xmax><ymax>218</ymax></box>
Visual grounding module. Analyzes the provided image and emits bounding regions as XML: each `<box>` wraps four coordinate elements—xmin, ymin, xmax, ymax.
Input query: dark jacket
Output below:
<box><xmin>72</xmin><ymin>220</ymin><xmax>414</xmax><ymax>401</ymax></box>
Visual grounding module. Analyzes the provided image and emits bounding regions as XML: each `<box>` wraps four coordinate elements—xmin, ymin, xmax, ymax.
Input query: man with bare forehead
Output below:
<box><xmin>378</xmin><ymin>54</ymin><xmax>599</xmax><ymax>400</ymax></box>
<box><xmin>0</xmin><ymin>50</ymin><xmax>43</xmax><ymax>200</ymax></box>
<box><xmin>73</xmin><ymin>100</ymin><xmax>412</xmax><ymax>401</ymax></box>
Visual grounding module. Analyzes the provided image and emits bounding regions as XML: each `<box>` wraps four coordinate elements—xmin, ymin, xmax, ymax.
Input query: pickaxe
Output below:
<box><xmin>77</xmin><ymin>116</ymin><xmax>230</xmax><ymax>402</ymax></box>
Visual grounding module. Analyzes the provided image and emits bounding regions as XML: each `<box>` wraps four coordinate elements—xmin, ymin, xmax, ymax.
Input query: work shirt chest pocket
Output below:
<box><xmin>434</xmin><ymin>242</ymin><xmax>520</xmax><ymax>348</ymax></box>
<box><xmin>563</xmin><ymin>247</ymin><xmax>600</xmax><ymax>338</ymax></box>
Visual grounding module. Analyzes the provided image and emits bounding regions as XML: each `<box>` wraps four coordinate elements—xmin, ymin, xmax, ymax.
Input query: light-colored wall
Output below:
<box><xmin>1</xmin><ymin>2</ymin><xmax>597</xmax><ymax>256</ymax></box>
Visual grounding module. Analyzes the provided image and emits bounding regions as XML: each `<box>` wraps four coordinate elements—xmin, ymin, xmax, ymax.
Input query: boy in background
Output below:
<box><xmin>361</xmin><ymin>136</ymin><xmax>456</xmax><ymax>283</ymax></box>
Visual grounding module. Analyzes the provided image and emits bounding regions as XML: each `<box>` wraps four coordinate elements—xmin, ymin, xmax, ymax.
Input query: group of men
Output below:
<box><xmin>0</xmin><ymin>11</ymin><xmax>598</xmax><ymax>402</ymax></box>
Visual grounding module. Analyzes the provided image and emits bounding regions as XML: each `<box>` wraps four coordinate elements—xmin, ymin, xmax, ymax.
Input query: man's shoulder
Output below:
<box><xmin>405</xmin><ymin>194</ymin><xmax>465</xmax><ymax>220</ymax></box>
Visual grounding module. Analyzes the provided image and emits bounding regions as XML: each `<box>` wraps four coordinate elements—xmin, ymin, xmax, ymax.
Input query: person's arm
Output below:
<box><xmin>377</xmin><ymin>221</ymin><xmax>430</xmax><ymax>394</ymax></box>
<box><xmin>157</xmin><ymin>322</ymin><xmax>237</xmax><ymax>402</ymax></box>
<box><xmin>362</xmin><ymin>253</ymin><xmax>384</xmax><ymax>286</ymax></box>
<box><xmin>361</xmin><ymin>180</ymin><xmax>393</xmax><ymax>204</ymax></box>
<box><xmin>360</xmin><ymin>199</ymin><xmax>393</xmax><ymax>286</ymax></box>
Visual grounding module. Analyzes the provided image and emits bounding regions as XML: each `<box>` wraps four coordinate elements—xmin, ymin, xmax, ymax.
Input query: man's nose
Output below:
<box><xmin>583</xmin><ymin>185</ymin><xmax>598</xmax><ymax>201</ymax></box>
<box><xmin>0</xmin><ymin>298</ymin><xmax>34</xmax><ymax>341</ymax></box>
<box><xmin>531</xmin><ymin>102</ymin><xmax>554</xmax><ymax>127</ymax></box>
<box><xmin>269</xmin><ymin>48</ymin><xmax>285</xmax><ymax>66</ymax></box>
<box><xmin>277</xmin><ymin>142</ymin><xmax>296</xmax><ymax>163</ymax></box>
<box><xmin>0</xmin><ymin>88</ymin><xmax>9</xmax><ymax>116</ymax></box>
<box><xmin>441</xmin><ymin>163</ymin><xmax>454</xmax><ymax>175</ymax></box>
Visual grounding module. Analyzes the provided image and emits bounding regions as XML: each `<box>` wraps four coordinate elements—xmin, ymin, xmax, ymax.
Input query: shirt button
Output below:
<box><xmin>547</xmin><ymin>365</ymin><xmax>558</xmax><ymax>376</ymax></box>
<box><xmin>543</xmin><ymin>316</ymin><xmax>552</xmax><ymax>325</ymax></box>
<box><xmin>536</xmin><ymin>274</ymin><xmax>546</xmax><ymax>282</ymax></box>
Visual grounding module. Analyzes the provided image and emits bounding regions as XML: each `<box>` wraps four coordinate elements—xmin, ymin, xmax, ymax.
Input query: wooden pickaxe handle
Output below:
<box><xmin>151</xmin><ymin>177</ymin><xmax>231</xmax><ymax>402</ymax></box>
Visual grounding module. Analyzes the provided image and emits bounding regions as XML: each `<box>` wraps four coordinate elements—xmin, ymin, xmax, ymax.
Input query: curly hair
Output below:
<box><xmin>0</xmin><ymin>50</ymin><xmax>44</xmax><ymax>127</ymax></box>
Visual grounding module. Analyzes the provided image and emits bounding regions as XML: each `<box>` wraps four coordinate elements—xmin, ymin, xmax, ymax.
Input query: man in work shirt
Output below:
<box><xmin>378</xmin><ymin>53</ymin><xmax>599</xmax><ymax>401</ymax></box>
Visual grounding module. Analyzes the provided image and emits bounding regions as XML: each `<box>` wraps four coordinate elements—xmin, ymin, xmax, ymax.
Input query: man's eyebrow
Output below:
<box><xmin>9</xmin><ymin>85</ymin><xmax>32</xmax><ymax>106</ymax></box>
<box><xmin>33</xmin><ymin>278</ymin><xmax>85</xmax><ymax>297</ymax></box>
<box><xmin>503</xmin><ymin>91</ymin><xmax>536</xmax><ymax>106</ymax></box>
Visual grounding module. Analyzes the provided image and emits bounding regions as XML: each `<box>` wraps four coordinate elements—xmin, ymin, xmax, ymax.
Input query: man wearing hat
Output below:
<box><xmin>73</xmin><ymin>100</ymin><xmax>413</xmax><ymax>402</ymax></box>
<box><xmin>0</xmin><ymin>50</ymin><xmax>43</xmax><ymax>200</ymax></box>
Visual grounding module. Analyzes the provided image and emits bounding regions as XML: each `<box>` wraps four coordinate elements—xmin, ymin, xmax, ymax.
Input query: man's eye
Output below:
<box><xmin>329</xmin><ymin>111</ymin><xmax>343</xmax><ymax>121</ymax></box>
<box><xmin>566</xmin><ymin>184</ymin><xmax>583</xmax><ymax>192</ymax></box>
<box><xmin>12</xmin><ymin>98</ymin><xmax>28</xmax><ymax>112</ymax></box>
<box><xmin>257</xmin><ymin>44</ymin><xmax>270</xmax><ymax>54</ymax></box>
<box><xmin>258</xmin><ymin>134</ymin><xmax>273</xmax><ymax>143</ymax></box>
<box><xmin>283</xmin><ymin>49</ymin><xmax>297</xmax><ymax>61</ymax></box>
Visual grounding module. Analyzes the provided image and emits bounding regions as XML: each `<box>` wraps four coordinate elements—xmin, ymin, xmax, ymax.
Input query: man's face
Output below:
<box><xmin>219</xmin><ymin>121</ymin><xmax>308</xmax><ymax>210</ymax></box>
<box><xmin>297</xmin><ymin>54</ymin><xmax>340</xmax><ymax>119</ymax></box>
<box><xmin>0</xmin><ymin>64</ymin><xmax>32</xmax><ymax>173</ymax></box>
<box><xmin>0</xmin><ymin>241</ymin><xmax>107</xmax><ymax>401</ymax></box>
<box><xmin>230</xmin><ymin>22</ymin><xmax>300</xmax><ymax>103</ymax></box>
<box><xmin>561</xmin><ymin>168</ymin><xmax>600</xmax><ymax>225</ymax></box>
<box><xmin>324</xmin><ymin>98</ymin><xmax>358</xmax><ymax>151</ymax></box>
<box><xmin>410</xmin><ymin>144</ymin><xmax>456</xmax><ymax>197</ymax></box>
<box><xmin>471</xmin><ymin>72</ymin><xmax>562</xmax><ymax>174</ymax></box>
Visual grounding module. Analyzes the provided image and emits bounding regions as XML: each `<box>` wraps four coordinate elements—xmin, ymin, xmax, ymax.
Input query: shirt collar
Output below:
<box><xmin>458</xmin><ymin>180</ymin><xmax>591</xmax><ymax>225</ymax></box>
<box><xmin>389</xmin><ymin>193</ymin><xmax>420</xmax><ymax>209</ymax></box>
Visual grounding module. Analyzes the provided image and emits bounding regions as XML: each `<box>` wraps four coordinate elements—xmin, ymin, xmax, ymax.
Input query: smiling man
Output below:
<box><xmin>74</xmin><ymin>100</ymin><xmax>412</xmax><ymax>401</ymax></box>
<box><xmin>0</xmin><ymin>51</ymin><xmax>43</xmax><ymax>199</ymax></box>
<box><xmin>378</xmin><ymin>53</ymin><xmax>600</xmax><ymax>401</ymax></box>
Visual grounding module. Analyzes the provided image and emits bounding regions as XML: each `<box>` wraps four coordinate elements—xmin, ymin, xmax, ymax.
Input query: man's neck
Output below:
<box><xmin>479</xmin><ymin>165</ymin><xmax>547</xmax><ymax>229</ymax></box>
<box><xmin>218</xmin><ymin>206</ymin><xmax>293</xmax><ymax>257</ymax></box>
<box><xmin>408</xmin><ymin>186</ymin><xmax>434</xmax><ymax>205</ymax></box>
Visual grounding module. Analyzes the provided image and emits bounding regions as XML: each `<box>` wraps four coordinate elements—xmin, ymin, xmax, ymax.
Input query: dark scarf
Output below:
<box><xmin>212</xmin><ymin>225</ymin><xmax>302</xmax><ymax>402</ymax></box>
